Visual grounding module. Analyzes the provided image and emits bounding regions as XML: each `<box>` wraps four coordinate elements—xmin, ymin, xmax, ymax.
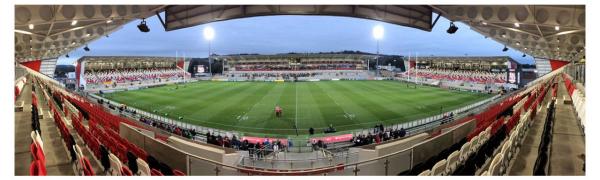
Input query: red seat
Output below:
<box><xmin>173</xmin><ymin>169</ymin><xmax>186</xmax><ymax>176</ymax></box>
<box><xmin>79</xmin><ymin>157</ymin><xmax>95</xmax><ymax>176</ymax></box>
<box><xmin>31</xmin><ymin>143</ymin><xmax>46</xmax><ymax>165</ymax></box>
<box><xmin>121</xmin><ymin>166</ymin><xmax>133</xmax><ymax>176</ymax></box>
<box><xmin>151</xmin><ymin>169</ymin><xmax>164</xmax><ymax>176</ymax></box>
<box><xmin>29</xmin><ymin>160</ymin><xmax>47</xmax><ymax>176</ymax></box>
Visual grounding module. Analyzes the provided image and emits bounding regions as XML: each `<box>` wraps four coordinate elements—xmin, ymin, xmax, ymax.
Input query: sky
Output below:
<box><xmin>57</xmin><ymin>13</ymin><xmax>534</xmax><ymax>65</ymax></box>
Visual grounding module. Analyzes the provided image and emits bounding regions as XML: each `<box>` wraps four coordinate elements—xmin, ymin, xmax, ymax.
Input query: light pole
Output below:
<box><xmin>372</xmin><ymin>25</ymin><xmax>384</xmax><ymax>77</ymax></box>
<box><xmin>203</xmin><ymin>26</ymin><xmax>215</xmax><ymax>76</ymax></box>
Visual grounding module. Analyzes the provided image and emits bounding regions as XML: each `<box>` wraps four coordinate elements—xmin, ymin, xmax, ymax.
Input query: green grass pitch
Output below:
<box><xmin>102</xmin><ymin>80</ymin><xmax>492</xmax><ymax>137</ymax></box>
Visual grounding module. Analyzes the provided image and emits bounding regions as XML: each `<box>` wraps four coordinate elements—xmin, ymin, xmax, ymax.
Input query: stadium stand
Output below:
<box><xmin>219</xmin><ymin>54</ymin><xmax>373</xmax><ymax>81</ymax></box>
<box><xmin>78</xmin><ymin>56</ymin><xmax>190</xmax><ymax>91</ymax></box>
<box><xmin>23</xmin><ymin>71</ymin><xmax>188</xmax><ymax>176</ymax></box>
<box><xmin>405</xmin><ymin>68</ymin><xmax>507</xmax><ymax>84</ymax></box>
<box><xmin>407</xmin><ymin>72</ymin><xmax>556</xmax><ymax>176</ymax></box>
<box><xmin>399</xmin><ymin>56</ymin><xmax>519</xmax><ymax>93</ymax></box>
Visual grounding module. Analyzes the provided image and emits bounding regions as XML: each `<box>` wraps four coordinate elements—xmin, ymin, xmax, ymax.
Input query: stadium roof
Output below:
<box><xmin>430</xmin><ymin>5</ymin><xmax>585</xmax><ymax>62</ymax></box>
<box><xmin>214</xmin><ymin>53</ymin><xmax>379</xmax><ymax>61</ymax></box>
<box><xmin>15</xmin><ymin>5</ymin><xmax>166</xmax><ymax>62</ymax></box>
<box><xmin>163</xmin><ymin>5</ymin><xmax>433</xmax><ymax>32</ymax></box>
<box><xmin>15</xmin><ymin>5</ymin><xmax>585</xmax><ymax>63</ymax></box>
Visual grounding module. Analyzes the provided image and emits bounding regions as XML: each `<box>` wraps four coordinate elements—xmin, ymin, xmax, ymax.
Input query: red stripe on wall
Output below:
<box><xmin>549</xmin><ymin>59</ymin><xmax>569</xmax><ymax>71</ymax></box>
<box><xmin>21</xmin><ymin>60</ymin><xmax>42</xmax><ymax>72</ymax></box>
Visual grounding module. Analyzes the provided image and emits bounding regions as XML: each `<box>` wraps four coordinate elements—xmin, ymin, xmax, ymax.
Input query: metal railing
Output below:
<box><xmin>238</xmin><ymin>148</ymin><xmax>360</xmax><ymax>170</ymax></box>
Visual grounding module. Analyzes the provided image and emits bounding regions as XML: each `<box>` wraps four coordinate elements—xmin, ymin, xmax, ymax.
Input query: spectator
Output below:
<box><xmin>399</xmin><ymin>128</ymin><xmax>407</xmax><ymax>138</ymax></box>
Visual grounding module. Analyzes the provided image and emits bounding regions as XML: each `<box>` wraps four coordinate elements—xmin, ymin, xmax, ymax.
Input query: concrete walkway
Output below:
<box><xmin>14</xmin><ymin>81</ymin><xmax>33</xmax><ymax>175</ymax></box>
<box><xmin>508</xmin><ymin>76</ymin><xmax>586</xmax><ymax>176</ymax></box>
<box><xmin>43</xmin><ymin>87</ymin><xmax>106</xmax><ymax>175</ymax></box>
<box><xmin>548</xmin><ymin>76</ymin><xmax>585</xmax><ymax>175</ymax></box>
<box><xmin>32</xmin><ymin>82</ymin><xmax>75</xmax><ymax>175</ymax></box>
<box><xmin>508</xmin><ymin>83</ymin><xmax>552</xmax><ymax>175</ymax></box>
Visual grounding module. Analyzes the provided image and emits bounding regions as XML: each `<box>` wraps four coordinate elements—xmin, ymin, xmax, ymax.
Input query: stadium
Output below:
<box><xmin>14</xmin><ymin>4</ymin><xmax>585</xmax><ymax>176</ymax></box>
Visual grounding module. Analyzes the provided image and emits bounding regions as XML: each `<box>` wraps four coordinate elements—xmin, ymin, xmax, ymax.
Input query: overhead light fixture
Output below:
<box><xmin>71</xmin><ymin>41</ymin><xmax>76</xmax><ymax>45</ymax></box>
<box><xmin>106</xmin><ymin>19</ymin><xmax>113</xmax><ymax>24</ymax></box>
<box><xmin>501</xmin><ymin>34</ymin><xmax>506</xmax><ymax>38</ymax></box>
<box><xmin>83</xmin><ymin>45</ymin><xmax>90</xmax><ymax>51</ymax></box>
<box><xmin>514</xmin><ymin>23</ymin><xmax>520</xmax><ymax>28</ymax></box>
<box><xmin>481</xmin><ymin>21</ymin><xmax>488</xmax><ymax>25</ymax></box>
<box><xmin>555</xmin><ymin>26</ymin><xmax>560</xmax><ymax>31</ymax></box>
<box><xmin>203</xmin><ymin>26</ymin><xmax>215</xmax><ymax>41</ymax></box>
<box><xmin>524</xmin><ymin>47</ymin><xmax>528</xmax><ymax>50</ymax></box>
<box><xmin>446</xmin><ymin>22</ymin><xmax>459</xmax><ymax>34</ymax></box>
<box><xmin>372</xmin><ymin>25</ymin><xmax>384</xmax><ymax>40</ymax></box>
<box><xmin>28</xmin><ymin>24</ymin><xmax>34</xmax><ymax>30</ymax></box>
<box><xmin>137</xmin><ymin>19</ymin><xmax>150</xmax><ymax>33</ymax></box>
<box><xmin>15</xmin><ymin>29</ymin><xmax>33</xmax><ymax>35</ymax></box>
<box><xmin>86</xmin><ymin>33</ymin><xmax>91</xmax><ymax>37</ymax></box>
<box><xmin>516</xmin><ymin>42</ymin><xmax>520</xmax><ymax>46</ymax></box>
<box><xmin>71</xmin><ymin>20</ymin><xmax>78</xmax><ymax>26</ymax></box>
<box><xmin>502</xmin><ymin>45</ymin><xmax>509</xmax><ymax>52</ymax></box>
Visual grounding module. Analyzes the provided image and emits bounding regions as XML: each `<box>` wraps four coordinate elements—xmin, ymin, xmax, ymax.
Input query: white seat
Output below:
<box><xmin>459</xmin><ymin>142</ymin><xmax>471</xmax><ymax>163</ymax></box>
<box><xmin>489</xmin><ymin>153</ymin><xmax>503</xmax><ymax>175</ymax></box>
<box><xmin>30</xmin><ymin>131</ymin><xmax>36</xmax><ymax>143</ymax></box>
<box><xmin>480</xmin><ymin>170</ymin><xmax>490</xmax><ymax>176</ymax></box>
<box><xmin>108</xmin><ymin>153</ymin><xmax>122</xmax><ymax>176</ymax></box>
<box><xmin>71</xmin><ymin>144</ymin><xmax>86</xmax><ymax>174</ymax></box>
<box><xmin>418</xmin><ymin>169</ymin><xmax>431</xmax><ymax>176</ymax></box>
<box><xmin>516</xmin><ymin>123</ymin><xmax>524</xmax><ymax>144</ymax></box>
<box><xmin>136</xmin><ymin>158</ymin><xmax>150</xmax><ymax>176</ymax></box>
<box><xmin>481</xmin><ymin>128</ymin><xmax>489</xmax><ymax>144</ymax></box>
<box><xmin>469</xmin><ymin>136</ymin><xmax>479</xmax><ymax>154</ymax></box>
<box><xmin>477</xmin><ymin>132</ymin><xmax>486</xmax><ymax>146</ymax></box>
<box><xmin>431</xmin><ymin>159</ymin><xmax>447</xmax><ymax>176</ymax></box>
<box><xmin>75</xmin><ymin>144</ymin><xmax>85</xmax><ymax>165</ymax></box>
<box><xmin>31</xmin><ymin>131</ymin><xmax>44</xmax><ymax>153</ymax></box>
<box><xmin>446</xmin><ymin>151</ymin><xmax>460</xmax><ymax>174</ymax></box>
<box><xmin>500</xmin><ymin>141</ymin><xmax>511</xmax><ymax>174</ymax></box>
<box><xmin>509</xmin><ymin>133</ymin><xmax>518</xmax><ymax>159</ymax></box>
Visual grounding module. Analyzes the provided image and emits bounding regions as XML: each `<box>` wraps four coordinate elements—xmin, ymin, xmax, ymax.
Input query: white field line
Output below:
<box><xmin>316</xmin><ymin>83</ymin><xmax>352</xmax><ymax>118</ymax></box>
<box><xmin>240</xmin><ymin>84</ymin><xmax>278</xmax><ymax>120</ymax></box>
<box><xmin>295</xmin><ymin>83</ymin><xmax>299</xmax><ymax>129</ymax></box>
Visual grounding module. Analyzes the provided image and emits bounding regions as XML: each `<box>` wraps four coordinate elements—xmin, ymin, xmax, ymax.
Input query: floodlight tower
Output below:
<box><xmin>373</xmin><ymin>25</ymin><xmax>384</xmax><ymax>77</ymax></box>
<box><xmin>203</xmin><ymin>26</ymin><xmax>215</xmax><ymax>76</ymax></box>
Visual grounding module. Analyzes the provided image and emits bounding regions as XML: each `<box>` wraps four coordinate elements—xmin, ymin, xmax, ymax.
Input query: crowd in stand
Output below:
<box><xmin>351</xmin><ymin>112</ymin><xmax>455</xmax><ymax>147</ymax></box>
<box><xmin>84</xmin><ymin>67</ymin><xmax>187</xmax><ymax>85</ymax></box>
<box><xmin>228</xmin><ymin>71</ymin><xmax>368</xmax><ymax>81</ymax></box>
<box><xmin>404</xmin><ymin>68</ymin><xmax>507</xmax><ymax>84</ymax></box>
<box><xmin>135</xmin><ymin>113</ymin><xmax>292</xmax><ymax>159</ymax></box>
<box><xmin>352</xmin><ymin>124</ymin><xmax>407</xmax><ymax>146</ymax></box>
<box><xmin>138</xmin><ymin>116</ymin><xmax>198</xmax><ymax>139</ymax></box>
<box><xmin>234</xmin><ymin>62</ymin><xmax>363</xmax><ymax>71</ymax></box>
